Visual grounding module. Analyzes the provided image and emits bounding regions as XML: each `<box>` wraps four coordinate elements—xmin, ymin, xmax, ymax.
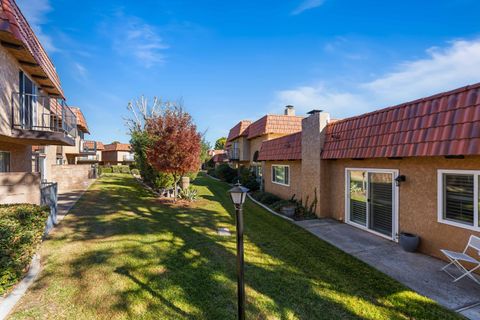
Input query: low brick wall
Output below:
<box><xmin>0</xmin><ymin>172</ymin><xmax>40</xmax><ymax>204</ymax></box>
<box><xmin>50</xmin><ymin>164</ymin><xmax>95</xmax><ymax>194</ymax></box>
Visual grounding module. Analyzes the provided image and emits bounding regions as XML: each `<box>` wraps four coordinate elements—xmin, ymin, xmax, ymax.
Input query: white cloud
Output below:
<box><xmin>273</xmin><ymin>38</ymin><xmax>480</xmax><ymax>118</ymax></box>
<box><xmin>292</xmin><ymin>0</ymin><xmax>325</xmax><ymax>15</ymax></box>
<box><xmin>16</xmin><ymin>0</ymin><xmax>57</xmax><ymax>52</ymax></box>
<box><xmin>73</xmin><ymin>62</ymin><xmax>88</xmax><ymax>81</ymax></box>
<box><xmin>111</xmin><ymin>15</ymin><xmax>168</xmax><ymax>68</ymax></box>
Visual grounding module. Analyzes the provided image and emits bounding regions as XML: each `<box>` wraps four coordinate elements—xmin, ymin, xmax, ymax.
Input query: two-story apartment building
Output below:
<box><xmin>101</xmin><ymin>142</ymin><xmax>134</xmax><ymax>165</ymax></box>
<box><xmin>226</xmin><ymin>106</ymin><xmax>303</xmax><ymax>179</ymax></box>
<box><xmin>55</xmin><ymin>107</ymin><xmax>91</xmax><ymax>164</ymax></box>
<box><xmin>0</xmin><ymin>0</ymin><xmax>77</xmax><ymax>204</ymax></box>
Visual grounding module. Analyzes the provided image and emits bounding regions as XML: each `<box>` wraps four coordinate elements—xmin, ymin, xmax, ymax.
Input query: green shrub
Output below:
<box><xmin>215</xmin><ymin>164</ymin><xmax>238</xmax><ymax>183</ymax></box>
<box><xmin>185</xmin><ymin>171</ymin><xmax>198</xmax><ymax>182</ymax></box>
<box><xmin>207</xmin><ymin>168</ymin><xmax>217</xmax><ymax>177</ymax></box>
<box><xmin>131</xmin><ymin>169</ymin><xmax>140</xmax><ymax>175</ymax></box>
<box><xmin>155</xmin><ymin>172</ymin><xmax>174</xmax><ymax>189</ymax></box>
<box><xmin>238</xmin><ymin>167</ymin><xmax>260</xmax><ymax>192</ymax></box>
<box><xmin>0</xmin><ymin>204</ymin><xmax>49</xmax><ymax>296</ymax></box>
<box><xmin>112</xmin><ymin>166</ymin><xmax>120</xmax><ymax>173</ymax></box>
<box><xmin>120</xmin><ymin>165</ymin><xmax>130</xmax><ymax>173</ymax></box>
<box><xmin>178</xmin><ymin>186</ymin><xmax>198</xmax><ymax>202</ymax></box>
<box><xmin>259</xmin><ymin>192</ymin><xmax>281</xmax><ymax>205</ymax></box>
<box><xmin>250</xmin><ymin>190</ymin><xmax>263</xmax><ymax>201</ymax></box>
<box><xmin>100</xmin><ymin>166</ymin><xmax>112</xmax><ymax>174</ymax></box>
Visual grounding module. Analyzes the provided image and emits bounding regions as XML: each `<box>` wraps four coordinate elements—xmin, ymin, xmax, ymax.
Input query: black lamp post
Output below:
<box><xmin>228</xmin><ymin>182</ymin><xmax>249</xmax><ymax>320</ymax></box>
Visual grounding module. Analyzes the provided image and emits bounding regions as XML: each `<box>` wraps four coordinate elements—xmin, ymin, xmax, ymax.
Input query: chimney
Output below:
<box><xmin>301</xmin><ymin>109</ymin><xmax>330</xmax><ymax>217</ymax></box>
<box><xmin>284</xmin><ymin>105</ymin><xmax>295</xmax><ymax>116</ymax></box>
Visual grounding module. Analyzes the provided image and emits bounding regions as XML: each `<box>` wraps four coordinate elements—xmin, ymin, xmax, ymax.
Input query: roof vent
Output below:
<box><xmin>284</xmin><ymin>105</ymin><xmax>295</xmax><ymax>116</ymax></box>
<box><xmin>307</xmin><ymin>109</ymin><xmax>323</xmax><ymax>115</ymax></box>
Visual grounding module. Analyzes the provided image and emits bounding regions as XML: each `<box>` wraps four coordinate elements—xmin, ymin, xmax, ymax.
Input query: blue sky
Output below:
<box><xmin>17</xmin><ymin>0</ymin><xmax>480</xmax><ymax>146</ymax></box>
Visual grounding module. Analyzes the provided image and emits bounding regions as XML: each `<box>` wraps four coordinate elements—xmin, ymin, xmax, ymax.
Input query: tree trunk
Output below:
<box><xmin>173</xmin><ymin>174</ymin><xmax>179</xmax><ymax>201</ymax></box>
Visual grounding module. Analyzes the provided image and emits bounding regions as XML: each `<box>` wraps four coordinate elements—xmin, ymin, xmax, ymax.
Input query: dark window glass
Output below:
<box><xmin>444</xmin><ymin>174</ymin><xmax>474</xmax><ymax>225</ymax></box>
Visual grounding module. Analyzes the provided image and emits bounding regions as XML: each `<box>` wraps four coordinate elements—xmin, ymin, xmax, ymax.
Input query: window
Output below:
<box><xmin>19</xmin><ymin>71</ymin><xmax>38</xmax><ymax>129</ymax></box>
<box><xmin>0</xmin><ymin>152</ymin><xmax>11</xmax><ymax>172</ymax></box>
<box><xmin>438</xmin><ymin>170</ymin><xmax>480</xmax><ymax>230</ymax></box>
<box><xmin>272</xmin><ymin>165</ymin><xmax>289</xmax><ymax>186</ymax></box>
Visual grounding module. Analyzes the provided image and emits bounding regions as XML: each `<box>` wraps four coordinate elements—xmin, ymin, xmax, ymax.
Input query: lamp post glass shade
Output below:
<box><xmin>228</xmin><ymin>182</ymin><xmax>249</xmax><ymax>205</ymax></box>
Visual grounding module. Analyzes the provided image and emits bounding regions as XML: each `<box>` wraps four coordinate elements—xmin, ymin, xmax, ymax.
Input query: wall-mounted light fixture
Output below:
<box><xmin>395</xmin><ymin>175</ymin><xmax>406</xmax><ymax>186</ymax></box>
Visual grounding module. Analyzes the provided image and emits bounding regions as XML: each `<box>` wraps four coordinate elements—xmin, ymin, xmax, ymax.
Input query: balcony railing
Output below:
<box><xmin>123</xmin><ymin>154</ymin><xmax>135</xmax><ymax>162</ymax></box>
<box><xmin>12</xmin><ymin>92</ymin><xmax>77</xmax><ymax>138</ymax></box>
<box><xmin>228</xmin><ymin>147</ymin><xmax>240</xmax><ymax>160</ymax></box>
<box><xmin>77</xmin><ymin>155</ymin><xmax>99</xmax><ymax>162</ymax></box>
<box><xmin>80</xmin><ymin>141</ymin><xmax>98</xmax><ymax>154</ymax></box>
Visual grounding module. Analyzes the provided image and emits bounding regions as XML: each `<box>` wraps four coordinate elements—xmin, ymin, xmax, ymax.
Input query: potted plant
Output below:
<box><xmin>399</xmin><ymin>232</ymin><xmax>420</xmax><ymax>252</ymax></box>
<box><xmin>280</xmin><ymin>205</ymin><xmax>296</xmax><ymax>217</ymax></box>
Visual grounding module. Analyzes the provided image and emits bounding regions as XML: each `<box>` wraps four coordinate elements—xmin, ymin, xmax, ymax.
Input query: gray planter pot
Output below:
<box><xmin>281</xmin><ymin>206</ymin><xmax>296</xmax><ymax>217</ymax></box>
<box><xmin>399</xmin><ymin>233</ymin><xmax>420</xmax><ymax>252</ymax></box>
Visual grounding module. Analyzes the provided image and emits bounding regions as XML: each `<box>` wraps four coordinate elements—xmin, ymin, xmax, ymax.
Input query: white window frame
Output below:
<box><xmin>271</xmin><ymin>164</ymin><xmax>290</xmax><ymax>186</ymax></box>
<box><xmin>344</xmin><ymin>168</ymin><xmax>399</xmax><ymax>242</ymax></box>
<box><xmin>437</xmin><ymin>169</ymin><xmax>480</xmax><ymax>231</ymax></box>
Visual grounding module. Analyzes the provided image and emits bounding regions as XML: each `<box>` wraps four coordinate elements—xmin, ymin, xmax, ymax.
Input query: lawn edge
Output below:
<box><xmin>0</xmin><ymin>254</ymin><xmax>41</xmax><ymax>320</ymax></box>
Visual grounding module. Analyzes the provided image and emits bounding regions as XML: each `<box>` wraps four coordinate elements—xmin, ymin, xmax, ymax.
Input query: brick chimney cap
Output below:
<box><xmin>307</xmin><ymin>109</ymin><xmax>323</xmax><ymax>115</ymax></box>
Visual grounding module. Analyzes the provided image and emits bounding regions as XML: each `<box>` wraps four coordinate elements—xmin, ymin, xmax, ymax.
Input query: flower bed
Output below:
<box><xmin>249</xmin><ymin>191</ymin><xmax>316</xmax><ymax>221</ymax></box>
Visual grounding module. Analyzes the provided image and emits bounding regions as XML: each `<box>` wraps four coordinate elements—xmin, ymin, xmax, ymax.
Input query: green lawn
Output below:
<box><xmin>10</xmin><ymin>174</ymin><xmax>459</xmax><ymax>319</ymax></box>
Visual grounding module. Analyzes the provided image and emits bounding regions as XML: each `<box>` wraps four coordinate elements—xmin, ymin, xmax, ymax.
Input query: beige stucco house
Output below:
<box><xmin>101</xmin><ymin>143</ymin><xmax>134</xmax><ymax>165</ymax></box>
<box><xmin>77</xmin><ymin>140</ymin><xmax>104</xmax><ymax>164</ymax></box>
<box><xmin>257</xmin><ymin>83</ymin><xmax>480</xmax><ymax>260</ymax></box>
<box><xmin>226</xmin><ymin>106</ymin><xmax>303</xmax><ymax>180</ymax></box>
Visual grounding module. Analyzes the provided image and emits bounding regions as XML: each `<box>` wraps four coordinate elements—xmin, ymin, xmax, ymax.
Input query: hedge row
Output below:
<box><xmin>99</xmin><ymin>165</ymin><xmax>131</xmax><ymax>174</ymax></box>
<box><xmin>0</xmin><ymin>204</ymin><xmax>49</xmax><ymax>296</ymax></box>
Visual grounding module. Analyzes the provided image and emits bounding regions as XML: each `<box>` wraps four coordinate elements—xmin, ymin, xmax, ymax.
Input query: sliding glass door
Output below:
<box><xmin>347</xmin><ymin>169</ymin><xmax>397</xmax><ymax>240</ymax></box>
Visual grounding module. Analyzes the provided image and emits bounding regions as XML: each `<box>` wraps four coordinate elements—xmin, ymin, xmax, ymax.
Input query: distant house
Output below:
<box><xmin>55</xmin><ymin>107</ymin><xmax>91</xmax><ymax>164</ymax></box>
<box><xmin>225</xmin><ymin>106</ymin><xmax>302</xmax><ymax>181</ymax></box>
<box><xmin>255</xmin><ymin>82</ymin><xmax>480</xmax><ymax>260</ymax></box>
<box><xmin>101</xmin><ymin>143</ymin><xmax>134</xmax><ymax>165</ymax></box>
<box><xmin>211</xmin><ymin>150</ymin><xmax>228</xmax><ymax>167</ymax></box>
<box><xmin>77</xmin><ymin>141</ymin><xmax>104</xmax><ymax>164</ymax></box>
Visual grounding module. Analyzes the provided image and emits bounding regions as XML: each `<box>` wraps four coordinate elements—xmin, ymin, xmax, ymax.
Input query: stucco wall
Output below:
<box><xmin>49</xmin><ymin>164</ymin><xmax>94</xmax><ymax>194</ymax></box>
<box><xmin>322</xmin><ymin>156</ymin><xmax>480</xmax><ymax>259</ymax></box>
<box><xmin>263</xmin><ymin>160</ymin><xmax>302</xmax><ymax>201</ymax></box>
<box><xmin>0</xmin><ymin>172</ymin><xmax>40</xmax><ymax>204</ymax></box>
<box><xmin>0</xmin><ymin>46</ymin><xmax>18</xmax><ymax>137</ymax></box>
<box><xmin>0</xmin><ymin>46</ymin><xmax>53</xmax><ymax>139</ymax></box>
<box><xmin>0</xmin><ymin>141</ymin><xmax>33</xmax><ymax>172</ymax></box>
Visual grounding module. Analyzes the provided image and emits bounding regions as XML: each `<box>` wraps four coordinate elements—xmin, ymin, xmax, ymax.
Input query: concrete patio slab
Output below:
<box><xmin>296</xmin><ymin>218</ymin><xmax>480</xmax><ymax>318</ymax></box>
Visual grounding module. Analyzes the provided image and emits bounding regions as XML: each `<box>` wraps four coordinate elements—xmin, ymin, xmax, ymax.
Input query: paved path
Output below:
<box><xmin>295</xmin><ymin>218</ymin><xmax>480</xmax><ymax>319</ymax></box>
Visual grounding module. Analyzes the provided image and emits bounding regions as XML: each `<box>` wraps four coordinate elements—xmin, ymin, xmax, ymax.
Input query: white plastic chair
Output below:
<box><xmin>441</xmin><ymin>235</ymin><xmax>480</xmax><ymax>285</ymax></box>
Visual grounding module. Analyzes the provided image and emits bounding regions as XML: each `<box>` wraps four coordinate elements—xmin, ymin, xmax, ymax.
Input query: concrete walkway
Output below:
<box><xmin>295</xmin><ymin>218</ymin><xmax>480</xmax><ymax>319</ymax></box>
<box><xmin>57</xmin><ymin>184</ymin><xmax>93</xmax><ymax>221</ymax></box>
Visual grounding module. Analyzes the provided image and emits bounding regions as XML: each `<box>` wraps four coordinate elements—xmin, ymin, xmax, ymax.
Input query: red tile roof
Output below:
<box><xmin>247</xmin><ymin>115</ymin><xmax>303</xmax><ymax>139</ymax></box>
<box><xmin>0</xmin><ymin>0</ymin><xmax>63</xmax><ymax>97</ymax></box>
<box><xmin>322</xmin><ymin>83</ymin><xmax>480</xmax><ymax>159</ymax></box>
<box><xmin>70</xmin><ymin>107</ymin><xmax>89</xmax><ymax>133</ymax></box>
<box><xmin>104</xmin><ymin>143</ymin><xmax>131</xmax><ymax>152</ymax></box>
<box><xmin>258</xmin><ymin>132</ymin><xmax>302</xmax><ymax>161</ymax></box>
<box><xmin>227</xmin><ymin>120</ymin><xmax>252</xmax><ymax>142</ymax></box>
<box><xmin>212</xmin><ymin>152</ymin><xmax>228</xmax><ymax>163</ymax></box>
<box><xmin>84</xmin><ymin>140</ymin><xmax>104</xmax><ymax>150</ymax></box>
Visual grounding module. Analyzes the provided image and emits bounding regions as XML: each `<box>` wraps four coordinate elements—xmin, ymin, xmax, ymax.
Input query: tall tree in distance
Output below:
<box><xmin>145</xmin><ymin>106</ymin><xmax>201</xmax><ymax>199</ymax></box>
<box><xmin>215</xmin><ymin>137</ymin><xmax>227</xmax><ymax>150</ymax></box>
